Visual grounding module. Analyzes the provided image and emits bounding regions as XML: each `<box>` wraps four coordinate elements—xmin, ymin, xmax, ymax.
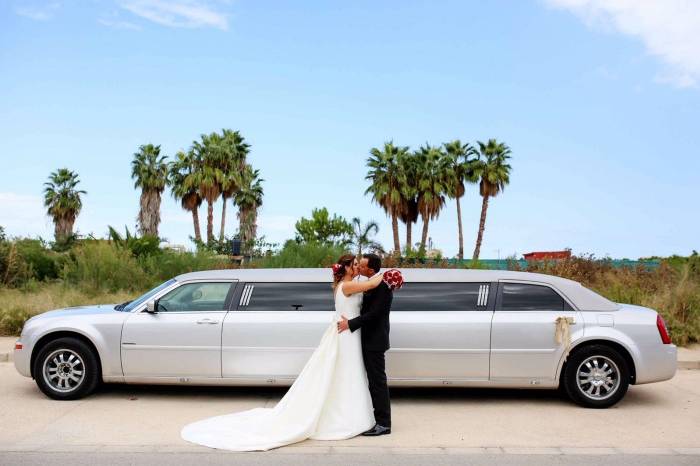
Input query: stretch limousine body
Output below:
<box><xmin>14</xmin><ymin>268</ymin><xmax>676</xmax><ymax>408</ymax></box>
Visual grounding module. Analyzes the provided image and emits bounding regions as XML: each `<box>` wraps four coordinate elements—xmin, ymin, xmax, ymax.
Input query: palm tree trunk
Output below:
<box><xmin>206</xmin><ymin>200</ymin><xmax>214</xmax><ymax>244</ymax></box>
<box><xmin>472</xmin><ymin>195</ymin><xmax>489</xmax><ymax>261</ymax></box>
<box><xmin>219</xmin><ymin>197</ymin><xmax>227</xmax><ymax>243</ymax></box>
<box><xmin>191</xmin><ymin>208</ymin><xmax>201</xmax><ymax>242</ymax></box>
<box><xmin>406</xmin><ymin>222</ymin><xmax>412</xmax><ymax>251</ymax></box>
<box><xmin>420</xmin><ymin>216</ymin><xmax>429</xmax><ymax>250</ymax></box>
<box><xmin>456</xmin><ymin>196</ymin><xmax>464</xmax><ymax>260</ymax></box>
<box><xmin>391</xmin><ymin>212</ymin><xmax>400</xmax><ymax>255</ymax></box>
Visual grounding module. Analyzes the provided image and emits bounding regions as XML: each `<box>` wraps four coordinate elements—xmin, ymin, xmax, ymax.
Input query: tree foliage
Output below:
<box><xmin>295</xmin><ymin>208</ymin><xmax>353</xmax><ymax>245</ymax></box>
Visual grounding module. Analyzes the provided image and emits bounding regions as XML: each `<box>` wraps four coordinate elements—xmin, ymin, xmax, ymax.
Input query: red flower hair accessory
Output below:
<box><xmin>382</xmin><ymin>269</ymin><xmax>404</xmax><ymax>290</ymax></box>
<box><xmin>332</xmin><ymin>263</ymin><xmax>343</xmax><ymax>275</ymax></box>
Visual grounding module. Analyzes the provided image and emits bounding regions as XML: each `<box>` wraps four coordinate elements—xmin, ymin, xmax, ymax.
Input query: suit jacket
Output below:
<box><xmin>348</xmin><ymin>280</ymin><xmax>393</xmax><ymax>352</ymax></box>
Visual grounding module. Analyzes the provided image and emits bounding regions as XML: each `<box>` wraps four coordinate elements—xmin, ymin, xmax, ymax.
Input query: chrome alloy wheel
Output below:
<box><xmin>576</xmin><ymin>355</ymin><xmax>620</xmax><ymax>400</ymax></box>
<box><xmin>42</xmin><ymin>349</ymin><xmax>86</xmax><ymax>393</ymax></box>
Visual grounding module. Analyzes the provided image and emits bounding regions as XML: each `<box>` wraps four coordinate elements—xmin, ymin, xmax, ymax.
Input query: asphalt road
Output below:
<box><xmin>1</xmin><ymin>362</ymin><xmax>699</xmax><ymax>460</ymax></box>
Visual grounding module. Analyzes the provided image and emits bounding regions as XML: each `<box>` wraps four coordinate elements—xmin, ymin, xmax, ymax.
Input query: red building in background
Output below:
<box><xmin>523</xmin><ymin>250</ymin><xmax>572</xmax><ymax>261</ymax></box>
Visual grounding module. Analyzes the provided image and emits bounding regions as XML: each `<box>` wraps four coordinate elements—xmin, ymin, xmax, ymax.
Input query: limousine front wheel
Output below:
<box><xmin>563</xmin><ymin>344</ymin><xmax>630</xmax><ymax>409</ymax></box>
<box><xmin>33</xmin><ymin>337</ymin><xmax>100</xmax><ymax>400</ymax></box>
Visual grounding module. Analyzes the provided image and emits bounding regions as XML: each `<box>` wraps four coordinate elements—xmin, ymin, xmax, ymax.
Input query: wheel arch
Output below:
<box><xmin>30</xmin><ymin>331</ymin><xmax>103</xmax><ymax>379</ymax></box>
<box><xmin>558</xmin><ymin>338</ymin><xmax>637</xmax><ymax>386</ymax></box>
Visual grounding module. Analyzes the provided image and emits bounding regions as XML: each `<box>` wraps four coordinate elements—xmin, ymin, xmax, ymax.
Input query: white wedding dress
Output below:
<box><xmin>181</xmin><ymin>282</ymin><xmax>375</xmax><ymax>451</ymax></box>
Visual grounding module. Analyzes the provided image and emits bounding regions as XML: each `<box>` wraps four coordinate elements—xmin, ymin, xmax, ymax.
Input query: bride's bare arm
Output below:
<box><xmin>342</xmin><ymin>273</ymin><xmax>384</xmax><ymax>296</ymax></box>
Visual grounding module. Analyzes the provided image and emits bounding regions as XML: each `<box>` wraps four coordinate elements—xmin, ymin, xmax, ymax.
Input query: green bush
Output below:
<box><xmin>0</xmin><ymin>241</ymin><xmax>32</xmax><ymax>287</ymax></box>
<box><xmin>250</xmin><ymin>240</ymin><xmax>348</xmax><ymax>268</ymax></box>
<box><xmin>61</xmin><ymin>241</ymin><xmax>148</xmax><ymax>293</ymax></box>
<box><xmin>14</xmin><ymin>239</ymin><xmax>63</xmax><ymax>281</ymax></box>
<box><xmin>139</xmin><ymin>249</ymin><xmax>230</xmax><ymax>282</ymax></box>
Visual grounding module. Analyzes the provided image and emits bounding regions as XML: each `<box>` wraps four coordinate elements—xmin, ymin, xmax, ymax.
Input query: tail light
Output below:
<box><xmin>656</xmin><ymin>314</ymin><xmax>672</xmax><ymax>344</ymax></box>
<box><xmin>14</xmin><ymin>342</ymin><xmax>23</xmax><ymax>350</ymax></box>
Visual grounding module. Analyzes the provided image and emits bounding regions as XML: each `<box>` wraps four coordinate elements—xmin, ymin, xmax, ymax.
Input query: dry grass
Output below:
<box><xmin>0</xmin><ymin>283</ymin><xmax>142</xmax><ymax>335</ymax></box>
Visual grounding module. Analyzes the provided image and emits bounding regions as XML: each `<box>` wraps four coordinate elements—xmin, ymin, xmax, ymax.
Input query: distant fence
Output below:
<box><xmin>445</xmin><ymin>259</ymin><xmax>661</xmax><ymax>270</ymax></box>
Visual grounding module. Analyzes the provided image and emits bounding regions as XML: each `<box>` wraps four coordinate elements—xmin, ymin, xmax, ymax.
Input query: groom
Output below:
<box><xmin>337</xmin><ymin>253</ymin><xmax>392</xmax><ymax>436</ymax></box>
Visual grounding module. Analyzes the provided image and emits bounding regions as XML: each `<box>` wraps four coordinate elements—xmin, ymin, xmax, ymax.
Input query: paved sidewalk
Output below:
<box><xmin>1</xmin><ymin>364</ymin><xmax>699</xmax><ymax>453</ymax></box>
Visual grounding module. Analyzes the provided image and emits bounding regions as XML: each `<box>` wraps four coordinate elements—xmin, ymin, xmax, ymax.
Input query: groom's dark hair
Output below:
<box><xmin>363</xmin><ymin>253</ymin><xmax>381</xmax><ymax>274</ymax></box>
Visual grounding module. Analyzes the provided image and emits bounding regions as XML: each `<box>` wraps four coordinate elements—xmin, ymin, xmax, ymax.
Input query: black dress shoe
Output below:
<box><xmin>361</xmin><ymin>424</ymin><xmax>391</xmax><ymax>436</ymax></box>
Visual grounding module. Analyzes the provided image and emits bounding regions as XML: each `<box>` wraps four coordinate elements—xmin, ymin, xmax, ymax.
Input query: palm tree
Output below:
<box><xmin>365</xmin><ymin>142</ymin><xmax>409</xmax><ymax>254</ymax></box>
<box><xmin>443</xmin><ymin>140</ymin><xmax>479</xmax><ymax>260</ymax></box>
<box><xmin>193</xmin><ymin>133</ymin><xmax>224</xmax><ymax>244</ymax></box>
<box><xmin>349</xmin><ymin>217</ymin><xmax>383</xmax><ymax>256</ymax></box>
<box><xmin>218</xmin><ymin>129</ymin><xmax>249</xmax><ymax>243</ymax></box>
<box><xmin>131</xmin><ymin>144</ymin><xmax>168</xmax><ymax>237</ymax></box>
<box><xmin>233</xmin><ymin>164</ymin><xmax>264</xmax><ymax>253</ymax></box>
<box><xmin>169</xmin><ymin>150</ymin><xmax>203</xmax><ymax>242</ymax></box>
<box><xmin>415</xmin><ymin>144</ymin><xmax>448</xmax><ymax>251</ymax></box>
<box><xmin>472</xmin><ymin>139</ymin><xmax>512</xmax><ymax>261</ymax></box>
<box><xmin>397</xmin><ymin>152</ymin><xmax>420</xmax><ymax>252</ymax></box>
<box><xmin>43</xmin><ymin>168</ymin><xmax>86</xmax><ymax>243</ymax></box>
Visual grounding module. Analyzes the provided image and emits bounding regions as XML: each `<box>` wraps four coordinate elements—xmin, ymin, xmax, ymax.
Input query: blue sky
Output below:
<box><xmin>1</xmin><ymin>0</ymin><xmax>698</xmax><ymax>259</ymax></box>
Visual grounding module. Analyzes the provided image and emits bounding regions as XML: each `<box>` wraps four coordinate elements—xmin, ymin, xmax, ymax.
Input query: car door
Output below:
<box><xmin>489</xmin><ymin>281</ymin><xmax>583</xmax><ymax>384</ymax></box>
<box><xmin>121</xmin><ymin>280</ymin><xmax>236</xmax><ymax>378</ymax></box>
<box><xmin>221</xmin><ymin>282</ymin><xmax>334</xmax><ymax>381</ymax></box>
<box><xmin>388</xmin><ymin>282</ymin><xmax>494</xmax><ymax>381</ymax></box>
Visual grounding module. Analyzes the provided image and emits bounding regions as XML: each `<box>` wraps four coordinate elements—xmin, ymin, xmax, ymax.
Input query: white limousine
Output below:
<box><xmin>14</xmin><ymin>268</ymin><xmax>677</xmax><ymax>408</ymax></box>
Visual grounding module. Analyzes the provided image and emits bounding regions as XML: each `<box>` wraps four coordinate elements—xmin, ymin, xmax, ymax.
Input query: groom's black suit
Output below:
<box><xmin>348</xmin><ymin>279</ymin><xmax>392</xmax><ymax>428</ymax></box>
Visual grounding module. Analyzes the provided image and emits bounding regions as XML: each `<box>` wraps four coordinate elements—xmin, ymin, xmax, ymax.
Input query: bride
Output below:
<box><xmin>181</xmin><ymin>254</ymin><xmax>385</xmax><ymax>451</ymax></box>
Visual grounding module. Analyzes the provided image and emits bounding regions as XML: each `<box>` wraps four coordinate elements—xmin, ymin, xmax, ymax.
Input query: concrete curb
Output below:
<box><xmin>1</xmin><ymin>352</ymin><xmax>700</xmax><ymax>368</ymax></box>
<box><xmin>0</xmin><ymin>444</ymin><xmax>698</xmax><ymax>455</ymax></box>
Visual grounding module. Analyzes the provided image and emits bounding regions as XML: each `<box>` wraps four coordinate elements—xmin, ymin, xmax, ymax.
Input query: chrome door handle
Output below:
<box><xmin>196</xmin><ymin>319</ymin><xmax>219</xmax><ymax>325</ymax></box>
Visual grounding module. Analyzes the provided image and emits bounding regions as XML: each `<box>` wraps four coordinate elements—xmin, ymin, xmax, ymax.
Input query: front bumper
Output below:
<box><xmin>13</xmin><ymin>338</ymin><xmax>32</xmax><ymax>378</ymax></box>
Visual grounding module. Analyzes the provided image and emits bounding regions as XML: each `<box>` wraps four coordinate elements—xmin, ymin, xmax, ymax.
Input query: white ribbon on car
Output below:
<box><xmin>555</xmin><ymin>316</ymin><xmax>575</xmax><ymax>361</ymax></box>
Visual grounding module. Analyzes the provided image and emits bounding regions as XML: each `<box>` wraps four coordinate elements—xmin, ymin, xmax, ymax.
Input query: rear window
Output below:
<box><xmin>499</xmin><ymin>283</ymin><xmax>572</xmax><ymax>311</ymax></box>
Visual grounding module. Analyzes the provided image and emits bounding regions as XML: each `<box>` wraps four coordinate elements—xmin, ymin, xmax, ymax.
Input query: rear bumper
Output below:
<box><xmin>635</xmin><ymin>344</ymin><xmax>677</xmax><ymax>384</ymax></box>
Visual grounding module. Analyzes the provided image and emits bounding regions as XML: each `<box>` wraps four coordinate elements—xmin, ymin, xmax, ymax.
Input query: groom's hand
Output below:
<box><xmin>337</xmin><ymin>315</ymin><xmax>349</xmax><ymax>333</ymax></box>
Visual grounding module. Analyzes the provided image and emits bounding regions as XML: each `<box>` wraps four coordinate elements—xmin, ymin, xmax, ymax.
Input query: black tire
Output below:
<box><xmin>32</xmin><ymin>337</ymin><xmax>101</xmax><ymax>400</ymax></box>
<box><xmin>563</xmin><ymin>344</ymin><xmax>630</xmax><ymax>408</ymax></box>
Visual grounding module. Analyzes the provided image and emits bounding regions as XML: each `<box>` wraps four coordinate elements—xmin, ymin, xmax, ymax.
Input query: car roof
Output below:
<box><xmin>175</xmin><ymin>268</ymin><xmax>619</xmax><ymax>311</ymax></box>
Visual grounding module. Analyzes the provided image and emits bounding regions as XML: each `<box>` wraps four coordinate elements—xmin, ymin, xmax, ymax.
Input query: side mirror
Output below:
<box><xmin>145</xmin><ymin>300</ymin><xmax>157</xmax><ymax>313</ymax></box>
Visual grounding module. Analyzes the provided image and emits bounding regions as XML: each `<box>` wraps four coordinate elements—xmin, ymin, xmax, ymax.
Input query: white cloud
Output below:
<box><xmin>0</xmin><ymin>192</ymin><xmax>51</xmax><ymax>238</ymax></box>
<box><xmin>15</xmin><ymin>2</ymin><xmax>60</xmax><ymax>21</ymax></box>
<box><xmin>545</xmin><ymin>0</ymin><xmax>700</xmax><ymax>88</ymax></box>
<box><xmin>118</xmin><ymin>0</ymin><xmax>229</xmax><ymax>30</ymax></box>
<box><xmin>98</xmin><ymin>18</ymin><xmax>142</xmax><ymax>30</ymax></box>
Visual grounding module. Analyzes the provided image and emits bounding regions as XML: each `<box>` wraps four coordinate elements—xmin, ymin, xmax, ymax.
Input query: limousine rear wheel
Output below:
<box><xmin>563</xmin><ymin>344</ymin><xmax>629</xmax><ymax>409</ymax></box>
<box><xmin>33</xmin><ymin>337</ymin><xmax>100</xmax><ymax>400</ymax></box>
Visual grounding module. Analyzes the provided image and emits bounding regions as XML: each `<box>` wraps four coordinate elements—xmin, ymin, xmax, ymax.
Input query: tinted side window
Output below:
<box><xmin>499</xmin><ymin>283</ymin><xmax>571</xmax><ymax>311</ymax></box>
<box><xmin>157</xmin><ymin>282</ymin><xmax>233</xmax><ymax>312</ymax></box>
<box><xmin>392</xmin><ymin>283</ymin><xmax>488</xmax><ymax>311</ymax></box>
<box><xmin>242</xmin><ymin>283</ymin><xmax>334</xmax><ymax>312</ymax></box>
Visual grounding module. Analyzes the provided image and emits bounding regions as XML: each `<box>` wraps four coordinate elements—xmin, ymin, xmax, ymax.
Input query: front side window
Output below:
<box><xmin>241</xmin><ymin>283</ymin><xmax>334</xmax><ymax>312</ymax></box>
<box><xmin>391</xmin><ymin>283</ymin><xmax>488</xmax><ymax>311</ymax></box>
<box><xmin>499</xmin><ymin>283</ymin><xmax>571</xmax><ymax>311</ymax></box>
<box><xmin>157</xmin><ymin>282</ymin><xmax>233</xmax><ymax>312</ymax></box>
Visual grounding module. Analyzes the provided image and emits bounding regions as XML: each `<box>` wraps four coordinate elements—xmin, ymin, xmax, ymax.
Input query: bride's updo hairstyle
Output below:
<box><xmin>332</xmin><ymin>254</ymin><xmax>356</xmax><ymax>289</ymax></box>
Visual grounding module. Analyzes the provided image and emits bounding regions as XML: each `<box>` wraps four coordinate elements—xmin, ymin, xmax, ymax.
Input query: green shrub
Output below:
<box><xmin>250</xmin><ymin>240</ymin><xmax>348</xmax><ymax>268</ymax></box>
<box><xmin>139</xmin><ymin>249</ymin><xmax>230</xmax><ymax>282</ymax></box>
<box><xmin>61</xmin><ymin>241</ymin><xmax>148</xmax><ymax>293</ymax></box>
<box><xmin>0</xmin><ymin>241</ymin><xmax>32</xmax><ymax>287</ymax></box>
<box><xmin>14</xmin><ymin>239</ymin><xmax>63</xmax><ymax>281</ymax></box>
